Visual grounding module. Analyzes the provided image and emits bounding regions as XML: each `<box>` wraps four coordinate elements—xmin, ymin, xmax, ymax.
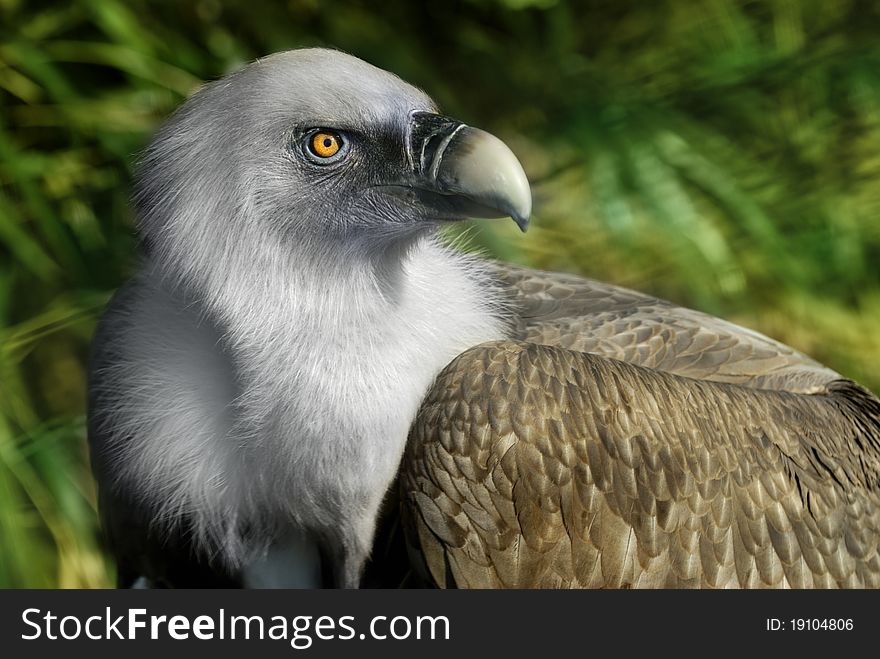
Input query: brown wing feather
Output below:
<box><xmin>491</xmin><ymin>263</ymin><xmax>839</xmax><ymax>393</ymax></box>
<box><xmin>401</xmin><ymin>340</ymin><xmax>880</xmax><ymax>588</ymax></box>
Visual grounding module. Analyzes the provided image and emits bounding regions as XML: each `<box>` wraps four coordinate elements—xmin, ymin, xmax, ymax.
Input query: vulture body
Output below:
<box><xmin>87</xmin><ymin>48</ymin><xmax>880</xmax><ymax>589</ymax></box>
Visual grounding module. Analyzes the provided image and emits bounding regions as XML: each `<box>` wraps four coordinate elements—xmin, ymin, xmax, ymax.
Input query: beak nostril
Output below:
<box><xmin>408</xmin><ymin>111</ymin><xmax>466</xmax><ymax>178</ymax></box>
<box><xmin>426</xmin><ymin>124</ymin><xmax>467</xmax><ymax>183</ymax></box>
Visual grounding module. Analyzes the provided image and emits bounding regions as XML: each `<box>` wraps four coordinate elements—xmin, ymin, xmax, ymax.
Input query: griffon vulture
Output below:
<box><xmin>87</xmin><ymin>48</ymin><xmax>880</xmax><ymax>589</ymax></box>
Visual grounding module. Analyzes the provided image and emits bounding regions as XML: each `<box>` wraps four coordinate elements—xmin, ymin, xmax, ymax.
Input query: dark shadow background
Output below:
<box><xmin>1</xmin><ymin>0</ymin><xmax>879</xmax><ymax>587</ymax></box>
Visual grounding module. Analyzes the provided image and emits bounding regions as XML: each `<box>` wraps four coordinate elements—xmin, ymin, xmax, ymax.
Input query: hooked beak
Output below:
<box><xmin>403</xmin><ymin>111</ymin><xmax>532</xmax><ymax>231</ymax></box>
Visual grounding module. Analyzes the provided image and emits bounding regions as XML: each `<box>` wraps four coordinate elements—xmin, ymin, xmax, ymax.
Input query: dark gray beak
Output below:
<box><xmin>406</xmin><ymin>112</ymin><xmax>532</xmax><ymax>231</ymax></box>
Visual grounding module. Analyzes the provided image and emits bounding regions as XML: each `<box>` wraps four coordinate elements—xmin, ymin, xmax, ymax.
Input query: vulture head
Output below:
<box><xmin>134</xmin><ymin>49</ymin><xmax>529</xmax><ymax>280</ymax></box>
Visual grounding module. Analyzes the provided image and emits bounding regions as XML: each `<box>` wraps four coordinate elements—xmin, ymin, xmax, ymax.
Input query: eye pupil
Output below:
<box><xmin>323</xmin><ymin>138</ymin><xmax>333</xmax><ymax>148</ymax></box>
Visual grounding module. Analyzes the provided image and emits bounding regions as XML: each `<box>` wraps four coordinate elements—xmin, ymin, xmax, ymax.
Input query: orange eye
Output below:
<box><xmin>310</xmin><ymin>132</ymin><xmax>341</xmax><ymax>158</ymax></box>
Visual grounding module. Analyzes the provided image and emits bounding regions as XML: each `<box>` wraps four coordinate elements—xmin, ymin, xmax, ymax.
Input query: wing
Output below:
<box><xmin>401</xmin><ymin>267</ymin><xmax>880</xmax><ymax>588</ymax></box>
<box><xmin>492</xmin><ymin>262</ymin><xmax>840</xmax><ymax>393</ymax></box>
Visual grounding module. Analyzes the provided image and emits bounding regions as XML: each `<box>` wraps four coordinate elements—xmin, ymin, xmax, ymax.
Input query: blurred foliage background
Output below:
<box><xmin>1</xmin><ymin>0</ymin><xmax>879</xmax><ymax>587</ymax></box>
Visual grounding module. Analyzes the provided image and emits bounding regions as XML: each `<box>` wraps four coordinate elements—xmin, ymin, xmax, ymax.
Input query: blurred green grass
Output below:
<box><xmin>1</xmin><ymin>0</ymin><xmax>879</xmax><ymax>587</ymax></box>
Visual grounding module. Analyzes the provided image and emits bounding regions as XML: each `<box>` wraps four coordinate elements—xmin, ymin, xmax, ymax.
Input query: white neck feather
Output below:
<box><xmin>146</xmin><ymin>229</ymin><xmax>508</xmax><ymax>566</ymax></box>
<box><xmin>190</xmin><ymin>233</ymin><xmax>507</xmax><ymax>414</ymax></box>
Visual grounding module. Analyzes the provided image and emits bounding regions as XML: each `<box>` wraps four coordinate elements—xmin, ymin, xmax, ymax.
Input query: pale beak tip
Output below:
<box><xmin>512</xmin><ymin>210</ymin><xmax>530</xmax><ymax>233</ymax></box>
